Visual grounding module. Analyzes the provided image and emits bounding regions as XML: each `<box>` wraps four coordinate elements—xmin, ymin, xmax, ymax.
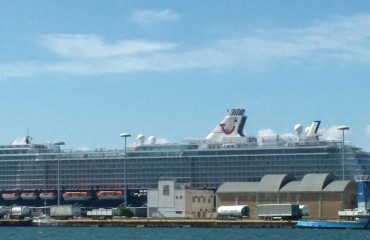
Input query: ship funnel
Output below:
<box><xmin>206</xmin><ymin>109</ymin><xmax>246</xmax><ymax>142</ymax></box>
<box><xmin>302</xmin><ymin>121</ymin><xmax>321</xmax><ymax>141</ymax></box>
<box><xmin>12</xmin><ymin>135</ymin><xmax>33</xmax><ymax>145</ymax></box>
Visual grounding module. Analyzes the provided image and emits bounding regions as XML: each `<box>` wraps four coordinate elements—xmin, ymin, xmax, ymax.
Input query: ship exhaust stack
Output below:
<box><xmin>206</xmin><ymin>109</ymin><xmax>246</xmax><ymax>142</ymax></box>
<box><xmin>302</xmin><ymin>121</ymin><xmax>321</xmax><ymax>141</ymax></box>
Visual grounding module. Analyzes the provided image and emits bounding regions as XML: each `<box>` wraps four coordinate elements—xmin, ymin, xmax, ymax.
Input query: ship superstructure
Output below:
<box><xmin>0</xmin><ymin>109</ymin><xmax>369</xmax><ymax>207</ymax></box>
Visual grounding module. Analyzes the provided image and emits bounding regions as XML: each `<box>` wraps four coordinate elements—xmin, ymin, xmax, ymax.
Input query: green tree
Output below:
<box><xmin>119</xmin><ymin>207</ymin><xmax>134</xmax><ymax>218</ymax></box>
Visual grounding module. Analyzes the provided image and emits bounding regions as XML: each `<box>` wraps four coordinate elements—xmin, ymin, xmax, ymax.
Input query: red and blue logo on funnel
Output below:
<box><xmin>220</xmin><ymin>118</ymin><xmax>237</xmax><ymax>135</ymax></box>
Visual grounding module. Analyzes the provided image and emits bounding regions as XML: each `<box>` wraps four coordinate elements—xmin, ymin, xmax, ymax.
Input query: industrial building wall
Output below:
<box><xmin>158</xmin><ymin>180</ymin><xmax>175</xmax><ymax>208</ymax></box>
<box><xmin>147</xmin><ymin>190</ymin><xmax>158</xmax><ymax>207</ymax></box>
<box><xmin>322</xmin><ymin>193</ymin><xmax>343</xmax><ymax>219</ymax></box>
<box><xmin>187</xmin><ymin>190</ymin><xmax>214</xmax><ymax>218</ymax></box>
<box><xmin>298</xmin><ymin>193</ymin><xmax>324</xmax><ymax>219</ymax></box>
<box><xmin>174</xmin><ymin>189</ymin><xmax>186</xmax><ymax>214</ymax></box>
<box><xmin>147</xmin><ymin>181</ymin><xmax>214</xmax><ymax>218</ymax></box>
<box><xmin>217</xmin><ymin>191</ymin><xmax>357</xmax><ymax>219</ymax></box>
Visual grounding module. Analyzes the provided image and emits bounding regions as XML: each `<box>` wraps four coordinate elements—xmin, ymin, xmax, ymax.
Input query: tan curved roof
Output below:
<box><xmin>259</xmin><ymin>174</ymin><xmax>295</xmax><ymax>192</ymax></box>
<box><xmin>216</xmin><ymin>182</ymin><xmax>258</xmax><ymax>193</ymax></box>
<box><xmin>279</xmin><ymin>181</ymin><xmax>301</xmax><ymax>192</ymax></box>
<box><xmin>299</xmin><ymin>173</ymin><xmax>336</xmax><ymax>192</ymax></box>
<box><xmin>217</xmin><ymin>173</ymin><xmax>348</xmax><ymax>194</ymax></box>
<box><xmin>323</xmin><ymin>180</ymin><xmax>355</xmax><ymax>192</ymax></box>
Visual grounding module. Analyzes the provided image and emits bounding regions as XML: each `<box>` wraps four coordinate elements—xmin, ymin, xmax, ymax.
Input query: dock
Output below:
<box><xmin>45</xmin><ymin>219</ymin><xmax>297</xmax><ymax>228</ymax></box>
<box><xmin>0</xmin><ymin>219</ymin><xmax>33</xmax><ymax>227</ymax></box>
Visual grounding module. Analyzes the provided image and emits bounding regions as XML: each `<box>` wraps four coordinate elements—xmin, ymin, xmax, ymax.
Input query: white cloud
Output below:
<box><xmin>2</xmin><ymin>14</ymin><xmax>370</xmax><ymax>78</ymax></box>
<box><xmin>132</xmin><ymin>9</ymin><xmax>180</xmax><ymax>25</ymax></box>
<box><xmin>257</xmin><ymin>128</ymin><xmax>276</xmax><ymax>137</ymax></box>
<box><xmin>154</xmin><ymin>138</ymin><xmax>169</xmax><ymax>144</ymax></box>
<box><xmin>320</xmin><ymin>126</ymin><xmax>349</xmax><ymax>141</ymax></box>
<box><xmin>255</xmin><ymin>126</ymin><xmax>351</xmax><ymax>143</ymax></box>
<box><xmin>76</xmin><ymin>147</ymin><xmax>92</xmax><ymax>152</ymax></box>
<box><xmin>208</xmin><ymin>14</ymin><xmax>370</xmax><ymax>66</ymax></box>
<box><xmin>257</xmin><ymin>128</ymin><xmax>296</xmax><ymax>142</ymax></box>
<box><xmin>40</xmin><ymin>34</ymin><xmax>176</xmax><ymax>59</ymax></box>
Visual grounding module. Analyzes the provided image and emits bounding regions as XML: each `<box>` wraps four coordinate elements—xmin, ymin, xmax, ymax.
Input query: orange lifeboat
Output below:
<box><xmin>40</xmin><ymin>192</ymin><xmax>56</xmax><ymax>200</ymax></box>
<box><xmin>21</xmin><ymin>192</ymin><xmax>38</xmax><ymax>200</ymax></box>
<box><xmin>2</xmin><ymin>193</ymin><xmax>20</xmax><ymax>200</ymax></box>
<box><xmin>97</xmin><ymin>191</ymin><xmax>124</xmax><ymax>200</ymax></box>
<box><xmin>63</xmin><ymin>192</ymin><xmax>91</xmax><ymax>201</ymax></box>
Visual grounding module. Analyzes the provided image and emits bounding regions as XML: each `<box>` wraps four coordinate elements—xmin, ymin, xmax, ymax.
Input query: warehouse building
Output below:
<box><xmin>147</xmin><ymin>180</ymin><xmax>214</xmax><ymax>218</ymax></box>
<box><xmin>216</xmin><ymin>174</ymin><xmax>357</xmax><ymax>219</ymax></box>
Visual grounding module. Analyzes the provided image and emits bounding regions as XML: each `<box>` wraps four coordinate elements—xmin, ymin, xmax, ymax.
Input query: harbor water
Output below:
<box><xmin>3</xmin><ymin>227</ymin><xmax>370</xmax><ymax>240</ymax></box>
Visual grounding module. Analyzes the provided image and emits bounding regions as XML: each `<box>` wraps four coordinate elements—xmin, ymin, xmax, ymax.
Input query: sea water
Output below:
<box><xmin>3</xmin><ymin>227</ymin><xmax>370</xmax><ymax>240</ymax></box>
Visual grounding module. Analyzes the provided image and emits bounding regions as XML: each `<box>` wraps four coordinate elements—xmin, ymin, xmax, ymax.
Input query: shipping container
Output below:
<box><xmin>50</xmin><ymin>205</ymin><xmax>81</xmax><ymax>220</ymax></box>
<box><xmin>256</xmin><ymin>204</ymin><xmax>301</xmax><ymax>220</ymax></box>
<box><xmin>87</xmin><ymin>208</ymin><xmax>119</xmax><ymax>220</ymax></box>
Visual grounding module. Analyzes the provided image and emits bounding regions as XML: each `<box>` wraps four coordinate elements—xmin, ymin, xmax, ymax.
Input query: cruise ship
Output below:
<box><xmin>0</xmin><ymin>109</ymin><xmax>369</xmax><ymax>207</ymax></box>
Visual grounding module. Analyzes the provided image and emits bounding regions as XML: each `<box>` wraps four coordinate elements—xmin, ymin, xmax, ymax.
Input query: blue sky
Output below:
<box><xmin>0</xmin><ymin>1</ymin><xmax>370</xmax><ymax>151</ymax></box>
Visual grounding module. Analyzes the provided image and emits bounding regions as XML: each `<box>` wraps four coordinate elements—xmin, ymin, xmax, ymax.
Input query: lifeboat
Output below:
<box><xmin>21</xmin><ymin>192</ymin><xmax>38</xmax><ymax>200</ymax></box>
<box><xmin>97</xmin><ymin>191</ymin><xmax>124</xmax><ymax>200</ymax></box>
<box><xmin>2</xmin><ymin>193</ymin><xmax>20</xmax><ymax>200</ymax></box>
<box><xmin>63</xmin><ymin>192</ymin><xmax>91</xmax><ymax>201</ymax></box>
<box><xmin>39</xmin><ymin>192</ymin><xmax>56</xmax><ymax>200</ymax></box>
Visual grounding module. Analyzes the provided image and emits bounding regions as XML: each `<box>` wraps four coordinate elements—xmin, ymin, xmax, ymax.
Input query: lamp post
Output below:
<box><xmin>53</xmin><ymin>141</ymin><xmax>65</xmax><ymax>206</ymax></box>
<box><xmin>120</xmin><ymin>133</ymin><xmax>131</xmax><ymax>207</ymax></box>
<box><xmin>35</xmin><ymin>155</ymin><xmax>47</xmax><ymax>212</ymax></box>
<box><xmin>337</xmin><ymin>126</ymin><xmax>349</xmax><ymax>181</ymax></box>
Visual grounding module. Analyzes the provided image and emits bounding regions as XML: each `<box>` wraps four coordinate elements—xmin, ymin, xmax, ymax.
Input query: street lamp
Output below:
<box><xmin>120</xmin><ymin>133</ymin><xmax>131</xmax><ymax>207</ymax></box>
<box><xmin>337</xmin><ymin>126</ymin><xmax>349</xmax><ymax>181</ymax></box>
<box><xmin>35</xmin><ymin>155</ymin><xmax>47</xmax><ymax>211</ymax></box>
<box><xmin>53</xmin><ymin>141</ymin><xmax>65</xmax><ymax>206</ymax></box>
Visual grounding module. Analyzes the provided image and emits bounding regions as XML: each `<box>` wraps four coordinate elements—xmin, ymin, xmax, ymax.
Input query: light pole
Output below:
<box><xmin>53</xmin><ymin>141</ymin><xmax>65</xmax><ymax>206</ymax></box>
<box><xmin>35</xmin><ymin>155</ymin><xmax>47</xmax><ymax>212</ymax></box>
<box><xmin>120</xmin><ymin>133</ymin><xmax>131</xmax><ymax>207</ymax></box>
<box><xmin>337</xmin><ymin>126</ymin><xmax>349</xmax><ymax>181</ymax></box>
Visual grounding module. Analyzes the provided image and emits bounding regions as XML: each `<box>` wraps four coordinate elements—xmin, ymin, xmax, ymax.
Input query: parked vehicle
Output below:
<box><xmin>10</xmin><ymin>206</ymin><xmax>30</xmax><ymax>219</ymax></box>
<box><xmin>216</xmin><ymin>205</ymin><xmax>249</xmax><ymax>220</ymax></box>
<box><xmin>87</xmin><ymin>208</ymin><xmax>119</xmax><ymax>220</ymax></box>
<box><xmin>257</xmin><ymin>204</ymin><xmax>302</xmax><ymax>220</ymax></box>
<box><xmin>0</xmin><ymin>206</ymin><xmax>7</xmax><ymax>218</ymax></box>
<box><xmin>50</xmin><ymin>205</ymin><xmax>81</xmax><ymax>220</ymax></box>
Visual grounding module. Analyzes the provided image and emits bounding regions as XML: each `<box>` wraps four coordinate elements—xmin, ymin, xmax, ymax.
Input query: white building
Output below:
<box><xmin>147</xmin><ymin>180</ymin><xmax>215</xmax><ymax>218</ymax></box>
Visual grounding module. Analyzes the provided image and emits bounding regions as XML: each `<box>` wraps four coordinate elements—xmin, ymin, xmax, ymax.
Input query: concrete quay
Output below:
<box><xmin>0</xmin><ymin>219</ymin><xmax>33</xmax><ymax>226</ymax></box>
<box><xmin>48</xmin><ymin>219</ymin><xmax>297</xmax><ymax>228</ymax></box>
